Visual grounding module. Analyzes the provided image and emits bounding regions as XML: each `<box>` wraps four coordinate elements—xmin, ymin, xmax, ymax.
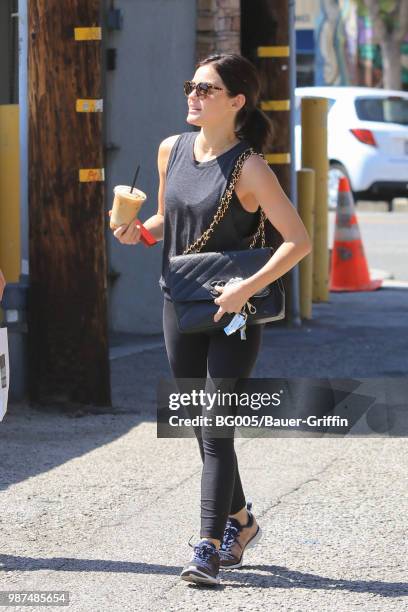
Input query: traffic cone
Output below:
<box><xmin>329</xmin><ymin>177</ymin><xmax>382</xmax><ymax>292</ymax></box>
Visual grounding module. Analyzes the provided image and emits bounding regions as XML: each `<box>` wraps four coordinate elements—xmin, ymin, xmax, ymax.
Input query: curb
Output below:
<box><xmin>356</xmin><ymin>200</ymin><xmax>408</xmax><ymax>213</ymax></box>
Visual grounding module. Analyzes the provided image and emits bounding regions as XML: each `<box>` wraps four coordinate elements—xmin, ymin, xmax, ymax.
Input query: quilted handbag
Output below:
<box><xmin>167</xmin><ymin>148</ymin><xmax>285</xmax><ymax>336</ymax></box>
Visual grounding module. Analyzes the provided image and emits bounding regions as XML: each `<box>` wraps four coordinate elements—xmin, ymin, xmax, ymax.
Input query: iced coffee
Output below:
<box><xmin>110</xmin><ymin>185</ymin><xmax>147</xmax><ymax>230</ymax></box>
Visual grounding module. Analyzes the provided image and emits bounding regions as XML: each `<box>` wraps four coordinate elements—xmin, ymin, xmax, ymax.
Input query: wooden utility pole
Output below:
<box><xmin>28</xmin><ymin>0</ymin><xmax>110</xmax><ymax>405</ymax></box>
<box><xmin>241</xmin><ymin>0</ymin><xmax>295</xmax><ymax>323</ymax></box>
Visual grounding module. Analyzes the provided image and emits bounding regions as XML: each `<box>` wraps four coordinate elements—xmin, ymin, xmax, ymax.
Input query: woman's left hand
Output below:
<box><xmin>213</xmin><ymin>281</ymin><xmax>252</xmax><ymax>323</ymax></box>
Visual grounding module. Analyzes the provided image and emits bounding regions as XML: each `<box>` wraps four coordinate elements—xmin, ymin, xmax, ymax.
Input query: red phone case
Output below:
<box><xmin>136</xmin><ymin>220</ymin><xmax>157</xmax><ymax>247</ymax></box>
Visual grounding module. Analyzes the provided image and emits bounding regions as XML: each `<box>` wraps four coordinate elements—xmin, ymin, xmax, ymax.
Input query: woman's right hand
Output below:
<box><xmin>109</xmin><ymin>211</ymin><xmax>142</xmax><ymax>245</ymax></box>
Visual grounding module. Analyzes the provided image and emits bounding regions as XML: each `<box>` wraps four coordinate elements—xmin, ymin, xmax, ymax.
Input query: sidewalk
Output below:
<box><xmin>0</xmin><ymin>286</ymin><xmax>407</xmax><ymax>610</ymax></box>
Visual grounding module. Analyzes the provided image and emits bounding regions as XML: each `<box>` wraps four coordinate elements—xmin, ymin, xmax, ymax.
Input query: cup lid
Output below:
<box><xmin>113</xmin><ymin>185</ymin><xmax>146</xmax><ymax>199</ymax></box>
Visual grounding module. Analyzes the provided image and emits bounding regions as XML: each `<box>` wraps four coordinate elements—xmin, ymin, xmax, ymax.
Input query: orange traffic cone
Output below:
<box><xmin>330</xmin><ymin>177</ymin><xmax>382</xmax><ymax>292</ymax></box>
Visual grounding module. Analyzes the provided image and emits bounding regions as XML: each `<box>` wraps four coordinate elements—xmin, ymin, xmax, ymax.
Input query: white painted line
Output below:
<box><xmin>381</xmin><ymin>279</ymin><xmax>408</xmax><ymax>289</ymax></box>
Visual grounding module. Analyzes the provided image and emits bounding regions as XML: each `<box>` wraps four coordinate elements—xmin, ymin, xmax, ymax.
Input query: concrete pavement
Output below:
<box><xmin>1</xmin><ymin>285</ymin><xmax>407</xmax><ymax>610</ymax></box>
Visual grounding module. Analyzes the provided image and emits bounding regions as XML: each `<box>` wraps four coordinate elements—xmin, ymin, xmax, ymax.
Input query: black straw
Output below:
<box><xmin>130</xmin><ymin>165</ymin><xmax>140</xmax><ymax>193</ymax></box>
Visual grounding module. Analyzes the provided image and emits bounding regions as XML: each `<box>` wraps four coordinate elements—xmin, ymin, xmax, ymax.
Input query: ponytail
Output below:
<box><xmin>235</xmin><ymin>106</ymin><xmax>275</xmax><ymax>154</ymax></box>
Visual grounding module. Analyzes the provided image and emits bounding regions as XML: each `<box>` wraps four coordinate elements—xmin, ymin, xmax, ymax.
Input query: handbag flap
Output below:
<box><xmin>168</xmin><ymin>248</ymin><xmax>273</xmax><ymax>302</ymax></box>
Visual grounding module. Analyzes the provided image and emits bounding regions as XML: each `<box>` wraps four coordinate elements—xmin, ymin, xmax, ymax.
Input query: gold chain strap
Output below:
<box><xmin>183</xmin><ymin>148</ymin><xmax>268</xmax><ymax>255</ymax></box>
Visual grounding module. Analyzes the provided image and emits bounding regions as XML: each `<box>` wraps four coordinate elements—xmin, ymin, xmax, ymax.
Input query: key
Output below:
<box><xmin>224</xmin><ymin>276</ymin><xmax>244</xmax><ymax>287</ymax></box>
<box><xmin>240</xmin><ymin>325</ymin><xmax>247</xmax><ymax>340</ymax></box>
<box><xmin>224</xmin><ymin>312</ymin><xmax>247</xmax><ymax>336</ymax></box>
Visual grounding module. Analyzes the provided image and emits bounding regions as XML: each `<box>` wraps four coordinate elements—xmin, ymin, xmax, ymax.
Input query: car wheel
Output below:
<box><xmin>328</xmin><ymin>163</ymin><xmax>353</xmax><ymax>210</ymax></box>
<box><xmin>387</xmin><ymin>200</ymin><xmax>394</xmax><ymax>212</ymax></box>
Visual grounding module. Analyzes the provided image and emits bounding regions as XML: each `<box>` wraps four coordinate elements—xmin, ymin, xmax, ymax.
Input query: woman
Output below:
<box><xmin>112</xmin><ymin>53</ymin><xmax>312</xmax><ymax>586</ymax></box>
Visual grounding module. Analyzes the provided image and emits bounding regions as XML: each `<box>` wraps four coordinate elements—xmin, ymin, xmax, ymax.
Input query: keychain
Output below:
<box><xmin>216</xmin><ymin>277</ymin><xmax>253</xmax><ymax>341</ymax></box>
<box><xmin>224</xmin><ymin>311</ymin><xmax>247</xmax><ymax>336</ymax></box>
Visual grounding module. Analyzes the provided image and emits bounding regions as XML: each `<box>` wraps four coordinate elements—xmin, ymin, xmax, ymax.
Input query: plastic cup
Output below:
<box><xmin>110</xmin><ymin>185</ymin><xmax>147</xmax><ymax>230</ymax></box>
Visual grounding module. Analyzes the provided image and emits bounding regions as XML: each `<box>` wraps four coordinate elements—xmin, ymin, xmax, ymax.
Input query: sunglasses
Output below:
<box><xmin>183</xmin><ymin>80</ymin><xmax>224</xmax><ymax>98</ymax></box>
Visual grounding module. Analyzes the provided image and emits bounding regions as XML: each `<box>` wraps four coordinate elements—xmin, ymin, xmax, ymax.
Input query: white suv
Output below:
<box><xmin>295</xmin><ymin>86</ymin><xmax>408</xmax><ymax>210</ymax></box>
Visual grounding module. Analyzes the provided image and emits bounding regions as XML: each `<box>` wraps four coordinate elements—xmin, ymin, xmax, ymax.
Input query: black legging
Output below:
<box><xmin>162</xmin><ymin>298</ymin><xmax>264</xmax><ymax>541</ymax></box>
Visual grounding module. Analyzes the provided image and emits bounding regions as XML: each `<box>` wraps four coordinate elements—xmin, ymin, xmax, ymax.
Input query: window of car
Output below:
<box><xmin>354</xmin><ymin>96</ymin><xmax>408</xmax><ymax>125</ymax></box>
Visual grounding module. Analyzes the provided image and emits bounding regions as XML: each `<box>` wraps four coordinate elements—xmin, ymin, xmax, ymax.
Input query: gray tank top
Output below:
<box><xmin>159</xmin><ymin>131</ymin><xmax>261</xmax><ymax>300</ymax></box>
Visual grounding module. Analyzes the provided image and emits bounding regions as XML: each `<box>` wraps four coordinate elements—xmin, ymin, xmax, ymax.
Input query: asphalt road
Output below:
<box><xmin>328</xmin><ymin>209</ymin><xmax>408</xmax><ymax>282</ymax></box>
<box><xmin>1</xmin><ymin>286</ymin><xmax>407</xmax><ymax>610</ymax></box>
<box><xmin>1</xmin><ymin>405</ymin><xmax>406</xmax><ymax>611</ymax></box>
<box><xmin>1</xmin><ymin>202</ymin><xmax>407</xmax><ymax>611</ymax></box>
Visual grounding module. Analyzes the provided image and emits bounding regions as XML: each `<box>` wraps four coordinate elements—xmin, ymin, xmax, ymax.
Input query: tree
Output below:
<box><xmin>359</xmin><ymin>0</ymin><xmax>408</xmax><ymax>89</ymax></box>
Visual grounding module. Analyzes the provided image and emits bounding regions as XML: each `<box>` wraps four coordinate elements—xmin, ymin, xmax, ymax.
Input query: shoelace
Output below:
<box><xmin>193</xmin><ymin>543</ymin><xmax>215</xmax><ymax>564</ymax></box>
<box><xmin>188</xmin><ymin>536</ymin><xmax>218</xmax><ymax>567</ymax></box>
<box><xmin>220</xmin><ymin>521</ymin><xmax>241</xmax><ymax>554</ymax></box>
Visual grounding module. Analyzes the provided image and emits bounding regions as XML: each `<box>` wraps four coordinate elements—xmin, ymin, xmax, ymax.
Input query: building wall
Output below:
<box><xmin>297</xmin><ymin>0</ymin><xmax>408</xmax><ymax>89</ymax></box>
<box><xmin>104</xmin><ymin>0</ymin><xmax>196</xmax><ymax>334</ymax></box>
<box><xmin>196</xmin><ymin>0</ymin><xmax>240</xmax><ymax>60</ymax></box>
<box><xmin>314</xmin><ymin>0</ymin><xmax>356</xmax><ymax>86</ymax></box>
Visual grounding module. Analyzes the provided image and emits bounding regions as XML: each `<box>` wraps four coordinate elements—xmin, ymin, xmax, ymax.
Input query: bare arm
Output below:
<box><xmin>141</xmin><ymin>134</ymin><xmax>179</xmax><ymax>241</ymax></box>
<box><xmin>112</xmin><ymin>134</ymin><xmax>179</xmax><ymax>245</ymax></box>
<box><xmin>213</xmin><ymin>156</ymin><xmax>312</xmax><ymax>321</ymax></box>
<box><xmin>238</xmin><ymin>155</ymin><xmax>312</xmax><ymax>298</ymax></box>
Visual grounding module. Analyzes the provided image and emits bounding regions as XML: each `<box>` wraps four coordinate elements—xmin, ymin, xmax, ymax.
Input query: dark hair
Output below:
<box><xmin>196</xmin><ymin>53</ymin><xmax>274</xmax><ymax>153</ymax></box>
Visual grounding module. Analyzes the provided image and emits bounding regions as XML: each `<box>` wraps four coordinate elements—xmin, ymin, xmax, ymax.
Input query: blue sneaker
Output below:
<box><xmin>220</xmin><ymin>501</ymin><xmax>263</xmax><ymax>569</ymax></box>
<box><xmin>180</xmin><ymin>539</ymin><xmax>220</xmax><ymax>585</ymax></box>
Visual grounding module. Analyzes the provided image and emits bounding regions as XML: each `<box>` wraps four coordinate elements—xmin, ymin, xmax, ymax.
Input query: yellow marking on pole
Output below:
<box><xmin>76</xmin><ymin>99</ymin><xmax>104</xmax><ymax>113</ymax></box>
<box><xmin>79</xmin><ymin>168</ymin><xmax>105</xmax><ymax>182</ymax></box>
<box><xmin>74</xmin><ymin>27</ymin><xmax>102</xmax><ymax>41</ymax></box>
<box><xmin>260</xmin><ymin>100</ymin><xmax>290</xmax><ymax>111</ymax></box>
<box><xmin>264</xmin><ymin>153</ymin><xmax>291</xmax><ymax>164</ymax></box>
<box><xmin>257</xmin><ymin>46</ymin><xmax>290</xmax><ymax>57</ymax></box>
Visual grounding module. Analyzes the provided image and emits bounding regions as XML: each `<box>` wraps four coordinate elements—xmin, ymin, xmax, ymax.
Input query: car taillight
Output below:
<box><xmin>350</xmin><ymin>129</ymin><xmax>377</xmax><ymax>146</ymax></box>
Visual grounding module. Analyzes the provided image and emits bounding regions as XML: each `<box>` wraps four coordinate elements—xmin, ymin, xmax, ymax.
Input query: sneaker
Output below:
<box><xmin>219</xmin><ymin>501</ymin><xmax>263</xmax><ymax>569</ymax></box>
<box><xmin>180</xmin><ymin>539</ymin><xmax>221</xmax><ymax>586</ymax></box>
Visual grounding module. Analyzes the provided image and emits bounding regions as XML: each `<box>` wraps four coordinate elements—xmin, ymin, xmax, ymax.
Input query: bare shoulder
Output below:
<box><xmin>159</xmin><ymin>134</ymin><xmax>180</xmax><ymax>153</ymax></box>
<box><xmin>243</xmin><ymin>152</ymin><xmax>271</xmax><ymax>175</ymax></box>
<box><xmin>237</xmin><ymin>152</ymin><xmax>273</xmax><ymax>197</ymax></box>
<box><xmin>158</xmin><ymin>134</ymin><xmax>180</xmax><ymax>174</ymax></box>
